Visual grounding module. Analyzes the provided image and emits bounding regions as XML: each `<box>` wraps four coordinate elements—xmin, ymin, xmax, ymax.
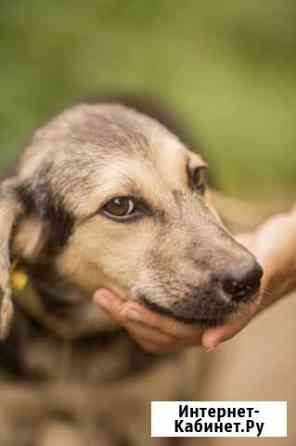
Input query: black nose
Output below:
<box><xmin>221</xmin><ymin>261</ymin><xmax>263</xmax><ymax>301</ymax></box>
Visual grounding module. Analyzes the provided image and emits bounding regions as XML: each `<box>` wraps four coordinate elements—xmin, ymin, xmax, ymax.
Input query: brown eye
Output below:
<box><xmin>192</xmin><ymin>167</ymin><xmax>207</xmax><ymax>193</ymax></box>
<box><xmin>102</xmin><ymin>197</ymin><xmax>136</xmax><ymax>219</ymax></box>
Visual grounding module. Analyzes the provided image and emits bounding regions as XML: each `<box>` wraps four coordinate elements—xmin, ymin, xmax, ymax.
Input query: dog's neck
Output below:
<box><xmin>12</xmin><ymin>261</ymin><xmax>117</xmax><ymax>340</ymax></box>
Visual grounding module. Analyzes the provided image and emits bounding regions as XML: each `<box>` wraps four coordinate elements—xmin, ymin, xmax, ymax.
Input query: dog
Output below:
<box><xmin>0</xmin><ymin>101</ymin><xmax>262</xmax><ymax>445</ymax></box>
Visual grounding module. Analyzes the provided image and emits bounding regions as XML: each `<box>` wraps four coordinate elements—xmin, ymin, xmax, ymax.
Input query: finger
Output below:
<box><xmin>134</xmin><ymin>339</ymin><xmax>164</xmax><ymax>354</ymax></box>
<box><xmin>125</xmin><ymin>321</ymin><xmax>175</xmax><ymax>346</ymax></box>
<box><xmin>120</xmin><ymin>302</ymin><xmax>203</xmax><ymax>341</ymax></box>
<box><xmin>94</xmin><ymin>289</ymin><xmax>202</xmax><ymax>343</ymax></box>
<box><xmin>125</xmin><ymin>319</ymin><xmax>199</xmax><ymax>348</ymax></box>
<box><xmin>94</xmin><ymin>290</ymin><xmax>183</xmax><ymax>351</ymax></box>
<box><xmin>93</xmin><ymin>289</ymin><xmax>130</xmax><ymax>324</ymax></box>
<box><xmin>94</xmin><ymin>289</ymin><xmax>201</xmax><ymax>349</ymax></box>
<box><xmin>134</xmin><ymin>339</ymin><xmax>185</xmax><ymax>354</ymax></box>
<box><xmin>201</xmin><ymin>301</ymin><xmax>258</xmax><ymax>351</ymax></box>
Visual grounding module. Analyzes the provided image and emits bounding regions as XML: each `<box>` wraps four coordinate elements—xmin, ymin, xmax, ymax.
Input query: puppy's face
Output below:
<box><xmin>12</xmin><ymin>104</ymin><xmax>262</xmax><ymax>327</ymax></box>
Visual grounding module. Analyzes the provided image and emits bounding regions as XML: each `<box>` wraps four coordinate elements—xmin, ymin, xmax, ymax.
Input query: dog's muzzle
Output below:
<box><xmin>139</xmin><ymin>259</ymin><xmax>263</xmax><ymax>327</ymax></box>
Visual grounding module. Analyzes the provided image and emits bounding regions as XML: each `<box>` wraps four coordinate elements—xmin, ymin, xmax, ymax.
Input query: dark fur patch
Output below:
<box><xmin>0</xmin><ymin>343</ymin><xmax>24</xmax><ymax>378</ymax></box>
<box><xmin>139</xmin><ymin>295</ymin><xmax>200</xmax><ymax>324</ymax></box>
<box><xmin>16</xmin><ymin>176</ymin><xmax>74</xmax><ymax>252</ymax></box>
<box><xmin>140</xmin><ymin>294</ymin><xmax>233</xmax><ymax>327</ymax></box>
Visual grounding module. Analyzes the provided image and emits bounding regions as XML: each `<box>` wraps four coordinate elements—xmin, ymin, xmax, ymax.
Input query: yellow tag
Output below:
<box><xmin>11</xmin><ymin>262</ymin><xmax>29</xmax><ymax>292</ymax></box>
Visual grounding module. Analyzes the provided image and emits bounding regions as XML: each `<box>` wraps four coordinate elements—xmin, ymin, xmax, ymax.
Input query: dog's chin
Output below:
<box><xmin>140</xmin><ymin>297</ymin><xmax>236</xmax><ymax>328</ymax></box>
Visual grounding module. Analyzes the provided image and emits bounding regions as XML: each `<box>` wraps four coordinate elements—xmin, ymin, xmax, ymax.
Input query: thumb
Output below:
<box><xmin>201</xmin><ymin>301</ymin><xmax>258</xmax><ymax>351</ymax></box>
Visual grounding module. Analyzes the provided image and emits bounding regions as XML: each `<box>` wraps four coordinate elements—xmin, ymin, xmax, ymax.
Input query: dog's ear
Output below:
<box><xmin>0</xmin><ymin>179</ymin><xmax>24</xmax><ymax>339</ymax></box>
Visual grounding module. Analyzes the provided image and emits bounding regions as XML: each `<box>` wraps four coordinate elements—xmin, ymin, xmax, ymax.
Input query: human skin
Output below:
<box><xmin>94</xmin><ymin>208</ymin><xmax>296</xmax><ymax>353</ymax></box>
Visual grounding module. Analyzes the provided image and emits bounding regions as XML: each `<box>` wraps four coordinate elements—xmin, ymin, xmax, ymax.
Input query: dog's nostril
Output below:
<box><xmin>222</xmin><ymin>262</ymin><xmax>263</xmax><ymax>301</ymax></box>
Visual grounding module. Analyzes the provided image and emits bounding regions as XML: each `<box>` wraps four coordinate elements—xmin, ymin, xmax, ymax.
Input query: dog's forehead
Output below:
<box><xmin>20</xmin><ymin>103</ymin><xmax>205</xmax><ymax>216</ymax></box>
<box><xmin>21</xmin><ymin>103</ymin><xmax>188</xmax><ymax>171</ymax></box>
<box><xmin>31</xmin><ymin>103</ymin><xmax>183</xmax><ymax>152</ymax></box>
<box><xmin>22</xmin><ymin>102</ymin><xmax>204</xmax><ymax>168</ymax></box>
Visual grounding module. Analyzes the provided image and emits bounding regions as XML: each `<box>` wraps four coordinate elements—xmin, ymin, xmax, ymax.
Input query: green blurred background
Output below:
<box><xmin>1</xmin><ymin>0</ymin><xmax>296</xmax><ymax>199</ymax></box>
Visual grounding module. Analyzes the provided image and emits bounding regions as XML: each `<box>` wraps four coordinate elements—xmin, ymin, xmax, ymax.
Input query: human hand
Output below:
<box><xmin>94</xmin><ymin>289</ymin><xmax>203</xmax><ymax>353</ymax></box>
<box><xmin>94</xmin><ymin>285</ymin><xmax>256</xmax><ymax>353</ymax></box>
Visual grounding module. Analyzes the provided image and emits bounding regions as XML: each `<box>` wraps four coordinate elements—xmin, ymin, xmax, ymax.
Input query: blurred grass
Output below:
<box><xmin>0</xmin><ymin>0</ymin><xmax>296</xmax><ymax>198</ymax></box>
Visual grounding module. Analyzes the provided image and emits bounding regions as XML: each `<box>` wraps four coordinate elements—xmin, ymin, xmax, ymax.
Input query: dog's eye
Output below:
<box><xmin>102</xmin><ymin>197</ymin><xmax>137</xmax><ymax>220</ymax></box>
<box><xmin>192</xmin><ymin>166</ymin><xmax>207</xmax><ymax>193</ymax></box>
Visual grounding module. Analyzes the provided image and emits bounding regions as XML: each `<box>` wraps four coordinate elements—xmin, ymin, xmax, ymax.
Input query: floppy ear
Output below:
<box><xmin>0</xmin><ymin>179</ymin><xmax>24</xmax><ymax>339</ymax></box>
